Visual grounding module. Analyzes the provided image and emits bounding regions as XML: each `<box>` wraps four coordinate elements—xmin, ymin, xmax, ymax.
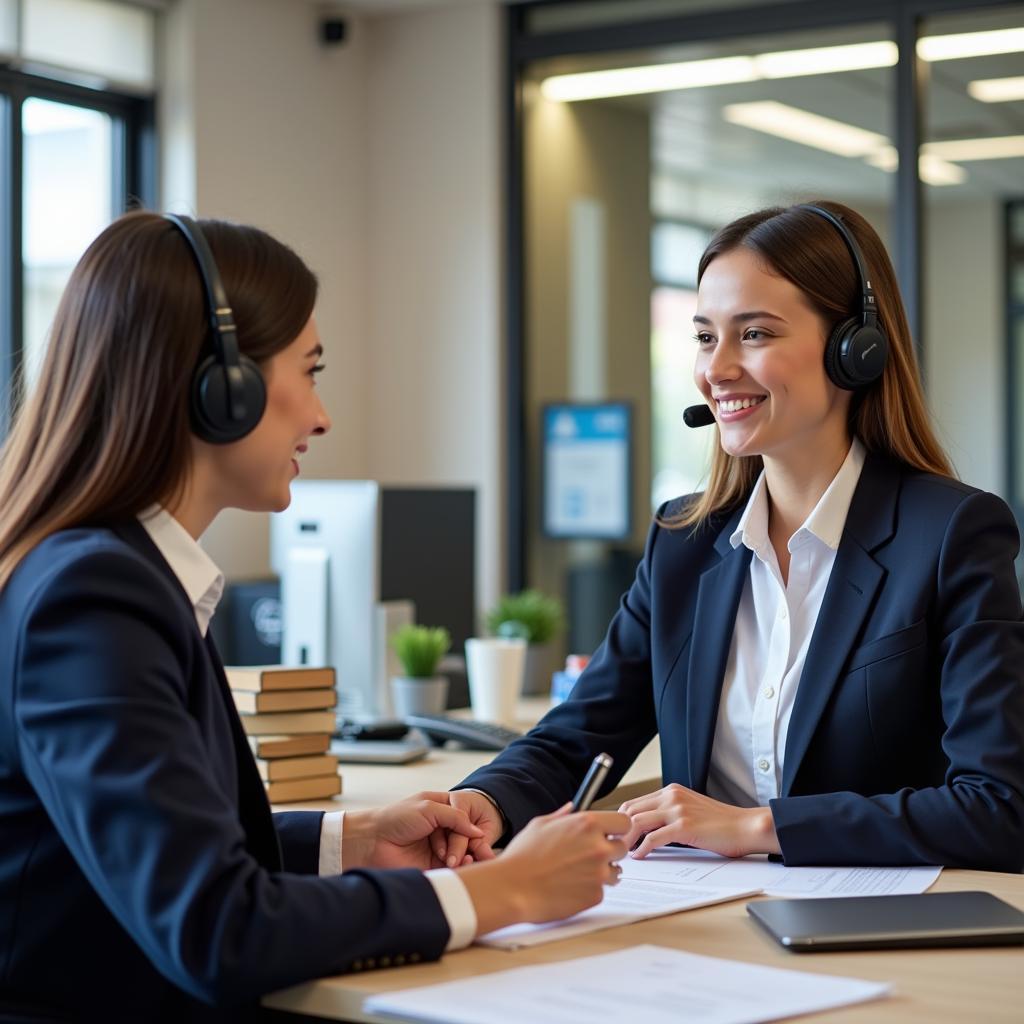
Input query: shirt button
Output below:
<box><xmin>758</xmin><ymin>758</ymin><xmax>771</xmax><ymax>772</ymax></box>
<box><xmin>778</xmin><ymin>607</ymin><xmax>788</xmax><ymax>620</ymax></box>
<box><xmin>763</xmin><ymin>686</ymin><xmax>775</xmax><ymax>699</ymax></box>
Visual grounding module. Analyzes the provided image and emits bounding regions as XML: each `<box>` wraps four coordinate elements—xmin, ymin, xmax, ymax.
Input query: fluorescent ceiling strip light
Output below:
<box><xmin>864</xmin><ymin>146</ymin><xmax>966</xmax><ymax>186</ymax></box>
<box><xmin>755</xmin><ymin>40</ymin><xmax>898</xmax><ymax>78</ymax></box>
<box><xmin>917</xmin><ymin>27</ymin><xmax>1024</xmax><ymax>61</ymax></box>
<box><xmin>967</xmin><ymin>76</ymin><xmax>1024</xmax><ymax>102</ymax></box>
<box><xmin>923</xmin><ymin>135</ymin><xmax>1024</xmax><ymax>160</ymax></box>
<box><xmin>727</xmin><ymin>104</ymin><xmax>967</xmax><ymax>186</ymax></box>
<box><xmin>918</xmin><ymin>154</ymin><xmax>967</xmax><ymax>185</ymax></box>
<box><xmin>540</xmin><ymin>28</ymin><xmax>1024</xmax><ymax>103</ymax></box>
<box><xmin>540</xmin><ymin>56</ymin><xmax>755</xmax><ymax>101</ymax></box>
<box><xmin>722</xmin><ymin>101</ymin><xmax>887</xmax><ymax>157</ymax></box>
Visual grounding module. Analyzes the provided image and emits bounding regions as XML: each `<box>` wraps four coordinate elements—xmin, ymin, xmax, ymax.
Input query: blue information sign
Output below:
<box><xmin>542</xmin><ymin>403</ymin><xmax>631</xmax><ymax>540</ymax></box>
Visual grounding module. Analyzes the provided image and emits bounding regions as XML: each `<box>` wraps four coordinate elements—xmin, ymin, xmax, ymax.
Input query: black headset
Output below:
<box><xmin>163</xmin><ymin>214</ymin><xmax>267</xmax><ymax>444</ymax></box>
<box><xmin>798</xmin><ymin>204</ymin><xmax>889</xmax><ymax>391</ymax></box>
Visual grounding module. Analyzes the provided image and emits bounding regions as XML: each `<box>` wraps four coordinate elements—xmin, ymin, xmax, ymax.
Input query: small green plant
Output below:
<box><xmin>486</xmin><ymin>589</ymin><xmax>563</xmax><ymax>645</ymax></box>
<box><xmin>391</xmin><ymin>625</ymin><xmax>451</xmax><ymax>678</ymax></box>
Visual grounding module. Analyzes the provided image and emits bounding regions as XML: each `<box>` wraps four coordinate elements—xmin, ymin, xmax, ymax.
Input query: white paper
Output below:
<box><xmin>619</xmin><ymin>847</ymin><xmax>942</xmax><ymax>898</ymax></box>
<box><xmin>364</xmin><ymin>944</ymin><xmax>891</xmax><ymax>1024</ymax></box>
<box><xmin>478</xmin><ymin>882</ymin><xmax>758</xmax><ymax>949</ymax></box>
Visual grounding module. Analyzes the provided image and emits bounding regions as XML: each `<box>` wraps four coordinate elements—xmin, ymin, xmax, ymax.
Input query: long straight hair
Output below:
<box><xmin>0</xmin><ymin>211</ymin><xmax>317</xmax><ymax>590</ymax></box>
<box><xmin>671</xmin><ymin>201</ymin><xmax>952</xmax><ymax>530</ymax></box>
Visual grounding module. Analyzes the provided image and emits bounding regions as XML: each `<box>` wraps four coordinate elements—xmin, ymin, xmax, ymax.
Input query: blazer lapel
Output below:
<box><xmin>687</xmin><ymin>509</ymin><xmax>751</xmax><ymax>792</ymax></box>
<box><xmin>780</xmin><ymin>456</ymin><xmax>900</xmax><ymax>795</ymax></box>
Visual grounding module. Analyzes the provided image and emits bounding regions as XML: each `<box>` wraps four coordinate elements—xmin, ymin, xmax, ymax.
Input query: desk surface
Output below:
<box><xmin>266</xmin><ymin>703</ymin><xmax>1023</xmax><ymax>1023</ymax></box>
<box><xmin>266</xmin><ymin>869</ymin><xmax>1024</xmax><ymax>1023</ymax></box>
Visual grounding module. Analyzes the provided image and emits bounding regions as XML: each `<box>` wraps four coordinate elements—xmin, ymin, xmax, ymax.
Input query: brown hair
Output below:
<box><xmin>0</xmin><ymin>210</ymin><xmax>317</xmax><ymax>590</ymax></box>
<box><xmin>671</xmin><ymin>200</ymin><xmax>952</xmax><ymax>530</ymax></box>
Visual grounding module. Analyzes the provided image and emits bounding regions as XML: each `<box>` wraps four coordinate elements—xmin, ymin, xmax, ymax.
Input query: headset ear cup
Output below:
<box><xmin>824</xmin><ymin>318</ymin><xmax>859</xmax><ymax>390</ymax></box>
<box><xmin>190</xmin><ymin>353</ymin><xmax>267</xmax><ymax>444</ymax></box>
<box><xmin>842</xmin><ymin>324</ymin><xmax>888</xmax><ymax>389</ymax></box>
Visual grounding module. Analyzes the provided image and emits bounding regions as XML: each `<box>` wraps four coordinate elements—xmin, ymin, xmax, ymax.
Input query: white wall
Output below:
<box><xmin>160</xmin><ymin>0</ymin><xmax>505</xmax><ymax>615</ymax></box>
<box><xmin>161</xmin><ymin>0</ymin><xmax>370</xmax><ymax>578</ymax></box>
<box><xmin>364</xmin><ymin>2</ymin><xmax>504</xmax><ymax>618</ymax></box>
<box><xmin>925</xmin><ymin>198</ymin><xmax>1004</xmax><ymax>495</ymax></box>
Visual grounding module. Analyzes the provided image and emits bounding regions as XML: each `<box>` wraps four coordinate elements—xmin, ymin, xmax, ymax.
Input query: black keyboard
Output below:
<box><xmin>403</xmin><ymin>713</ymin><xmax>523</xmax><ymax>751</ymax></box>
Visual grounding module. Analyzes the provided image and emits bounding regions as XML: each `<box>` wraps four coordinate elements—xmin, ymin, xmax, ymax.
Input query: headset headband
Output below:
<box><xmin>163</xmin><ymin>213</ymin><xmax>248</xmax><ymax>424</ymax></box>
<box><xmin>798</xmin><ymin>204</ymin><xmax>878</xmax><ymax>330</ymax></box>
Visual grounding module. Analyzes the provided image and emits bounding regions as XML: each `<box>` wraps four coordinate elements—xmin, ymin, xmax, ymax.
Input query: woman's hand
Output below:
<box><xmin>443</xmin><ymin>790</ymin><xmax>505</xmax><ymax>866</ymax></box>
<box><xmin>342</xmin><ymin>792</ymin><xmax>489</xmax><ymax>871</ymax></box>
<box><xmin>456</xmin><ymin>804</ymin><xmax>630</xmax><ymax>936</ymax></box>
<box><xmin>619</xmin><ymin>783</ymin><xmax>780</xmax><ymax>859</ymax></box>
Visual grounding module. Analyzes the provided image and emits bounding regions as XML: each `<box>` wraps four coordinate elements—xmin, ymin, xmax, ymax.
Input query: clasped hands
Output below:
<box><xmin>439</xmin><ymin>782</ymin><xmax>780</xmax><ymax>864</ymax></box>
<box><xmin>345</xmin><ymin>781</ymin><xmax>778</xmax><ymax>881</ymax></box>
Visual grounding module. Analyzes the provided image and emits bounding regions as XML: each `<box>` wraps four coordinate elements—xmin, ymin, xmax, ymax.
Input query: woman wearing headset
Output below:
<box><xmin>449</xmin><ymin>200</ymin><xmax>1024</xmax><ymax>873</ymax></box>
<box><xmin>0</xmin><ymin>211</ymin><xmax>628</xmax><ymax>1023</ymax></box>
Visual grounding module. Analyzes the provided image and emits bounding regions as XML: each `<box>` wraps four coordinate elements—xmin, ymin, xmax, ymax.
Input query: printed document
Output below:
<box><xmin>477</xmin><ymin>849</ymin><xmax>939</xmax><ymax>948</ymax></box>
<box><xmin>364</xmin><ymin>944</ymin><xmax>891</xmax><ymax>1024</ymax></box>
<box><xmin>618</xmin><ymin>847</ymin><xmax>942</xmax><ymax>898</ymax></box>
<box><xmin>478</xmin><ymin>881</ymin><xmax>758</xmax><ymax>949</ymax></box>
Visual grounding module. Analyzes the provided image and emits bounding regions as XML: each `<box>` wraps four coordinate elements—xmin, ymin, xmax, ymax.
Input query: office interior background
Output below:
<box><xmin>2</xmin><ymin>0</ymin><xmax>1023</xmax><ymax>665</ymax></box>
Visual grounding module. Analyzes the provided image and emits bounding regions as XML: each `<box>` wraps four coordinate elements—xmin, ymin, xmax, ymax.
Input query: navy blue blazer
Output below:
<box><xmin>460</xmin><ymin>456</ymin><xmax>1024</xmax><ymax>872</ymax></box>
<box><xmin>0</xmin><ymin>521</ymin><xmax>449</xmax><ymax>1022</ymax></box>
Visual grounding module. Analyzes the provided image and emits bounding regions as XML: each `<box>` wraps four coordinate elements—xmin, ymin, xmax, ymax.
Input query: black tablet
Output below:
<box><xmin>747</xmin><ymin>891</ymin><xmax>1024</xmax><ymax>952</ymax></box>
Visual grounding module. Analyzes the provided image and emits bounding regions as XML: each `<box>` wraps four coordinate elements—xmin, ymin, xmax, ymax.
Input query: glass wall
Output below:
<box><xmin>919</xmin><ymin>5</ymin><xmax>1024</xmax><ymax>511</ymax></box>
<box><xmin>521</xmin><ymin>19</ymin><xmax>896</xmax><ymax>658</ymax></box>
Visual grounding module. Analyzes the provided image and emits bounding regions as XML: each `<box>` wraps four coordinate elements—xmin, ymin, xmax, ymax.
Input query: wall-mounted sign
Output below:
<box><xmin>542</xmin><ymin>402</ymin><xmax>632</xmax><ymax>540</ymax></box>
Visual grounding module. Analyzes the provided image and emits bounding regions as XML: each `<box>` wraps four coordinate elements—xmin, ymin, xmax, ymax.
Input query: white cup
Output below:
<box><xmin>465</xmin><ymin>637</ymin><xmax>527</xmax><ymax>723</ymax></box>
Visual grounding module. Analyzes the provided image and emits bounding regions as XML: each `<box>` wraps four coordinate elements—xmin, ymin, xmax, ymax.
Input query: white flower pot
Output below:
<box><xmin>390</xmin><ymin>675</ymin><xmax>449</xmax><ymax>717</ymax></box>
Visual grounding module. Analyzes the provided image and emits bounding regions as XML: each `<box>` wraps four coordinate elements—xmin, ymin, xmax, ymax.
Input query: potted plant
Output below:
<box><xmin>390</xmin><ymin>625</ymin><xmax>451</xmax><ymax>717</ymax></box>
<box><xmin>486</xmin><ymin>589</ymin><xmax>564</xmax><ymax>696</ymax></box>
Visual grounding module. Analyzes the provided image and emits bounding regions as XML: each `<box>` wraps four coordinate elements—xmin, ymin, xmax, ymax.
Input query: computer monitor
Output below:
<box><xmin>379</xmin><ymin>488</ymin><xmax>476</xmax><ymax>653</ymax></box>
<box><xmin>270</xmin><ymin>482</ymin><xmax>476</xmax><ymax>720</ymax></box>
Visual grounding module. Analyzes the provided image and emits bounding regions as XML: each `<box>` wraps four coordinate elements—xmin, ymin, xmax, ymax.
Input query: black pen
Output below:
<box><xmin>571</xmin><ymin>753</ymin><xmax>614</xmax><ymax>812</ymax></box>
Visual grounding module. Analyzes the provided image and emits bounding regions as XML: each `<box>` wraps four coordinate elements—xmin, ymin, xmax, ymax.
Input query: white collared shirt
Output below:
<box><xmin>137</xmin><ymin>506</ymin><xmax>476</xmax><ymax>950</ymax></box>
<box><xmin>705</xmin><ymin>439</ymin><xmax>866</xmax><ymax>808</ymax></box>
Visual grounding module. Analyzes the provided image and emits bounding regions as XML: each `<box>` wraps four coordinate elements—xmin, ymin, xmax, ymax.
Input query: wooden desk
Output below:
<box><xmin>266</xmin><ymin>869</ymin><xmax>1024</xmax><ymax>1023</ymax></box>
<box><xmin>266</xmin><ymin>702</ymin><xmax>1023</xmax><ymax>1022</ymax></box>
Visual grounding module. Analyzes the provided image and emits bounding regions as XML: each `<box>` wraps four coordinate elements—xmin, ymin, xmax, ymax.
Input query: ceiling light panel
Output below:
<box><xmin>967</xmin><ymin>76</ymin><xmax>1024</xmax><ymax>102</ymax></box>
<box><xmin>754</xmin><ymin>41</ymin><xmax>898</xmax><ymax>79</ymax></box>
<box><xmin>540</xmin><ymin>56</ymin><xmax>756</xmax><ymax>102</ymax></box>
<box><xmin>917</xmin><ymin>27</ymin><xmax>1024</xmax><ymax>61</ymax></box>
<box><xmin>924</xmin><ymin>135</ymin><xmax>1024</xmax><ymax>160</ymax></box>
<box><xmin>723</xmin><ymin>101</ymin><xmax>887</xmax><ymax>157</ymax></box>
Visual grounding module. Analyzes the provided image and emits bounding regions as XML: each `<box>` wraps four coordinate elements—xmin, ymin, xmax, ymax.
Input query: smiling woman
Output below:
<box><xmin>449</xmin><ymin>197</ymin><xmax>1024</xmax><ymax>879</ymax></box>
<box><xmin>676</xmin><ymin>200</ymin><xmax>951</xmax><ymax>531</ymax></box>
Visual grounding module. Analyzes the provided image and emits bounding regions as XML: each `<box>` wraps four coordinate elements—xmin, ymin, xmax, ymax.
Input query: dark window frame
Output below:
<box><xmin>1006</xmin><ymin>197</ymin><xmax>1024</xmax><ymax>525</ymax></box>
<box><xmin>0</xmin><ymin>68</ymin><xmax>155</xmax><ymax>431</ymax></box>
<box><xmin>505</xmin><ymin>0</ymin><xmax>1024</xmax><ymax>590</ymax></box>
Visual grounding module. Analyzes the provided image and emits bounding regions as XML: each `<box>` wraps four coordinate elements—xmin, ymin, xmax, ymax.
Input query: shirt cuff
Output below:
<box><xmin>319</xmin><ymin>810</ymin><xmax>344</xmax><ymax>875</ymax></box>
<box><xmin>425</xmin><ymin>869</ymin><xmax>478</xmax><ymax>951</ymax></box>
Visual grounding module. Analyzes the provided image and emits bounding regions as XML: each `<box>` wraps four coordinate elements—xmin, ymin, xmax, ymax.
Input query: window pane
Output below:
<box><xmin>0</xmin><ymin>0</ymin><xmax>16</xmax><ymax>56</ymax></box>
<box><xmin>522</xmin><ymin>20</ymin><xmax>894</xmax><ymax>655</ymax></box>
<box><xmin>921</xmin><ymin>4</ymin><xmax>1024</xmax><ymax>507</ymax></box>
<box><xmin>23</xmin><ymin>98</ymin><xmax>115</xmax><ymax>388</ymax></box>
<box><xmin>23</xmin><ymin>0</ymin><xmax>155</xmax><ymax>90</ymax></box>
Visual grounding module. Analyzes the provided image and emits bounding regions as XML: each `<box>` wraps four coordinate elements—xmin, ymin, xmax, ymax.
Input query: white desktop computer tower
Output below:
<box><xmin>271</xmin><ymin>480</ymin><xmax>381</xmax><ymax>719</ymax></box>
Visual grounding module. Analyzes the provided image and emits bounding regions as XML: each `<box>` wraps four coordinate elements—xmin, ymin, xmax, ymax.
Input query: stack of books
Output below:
<box><xmin>227</xmin><ymin>665</ymin><xmax>342</xmax><ymax>804</ymax></box>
